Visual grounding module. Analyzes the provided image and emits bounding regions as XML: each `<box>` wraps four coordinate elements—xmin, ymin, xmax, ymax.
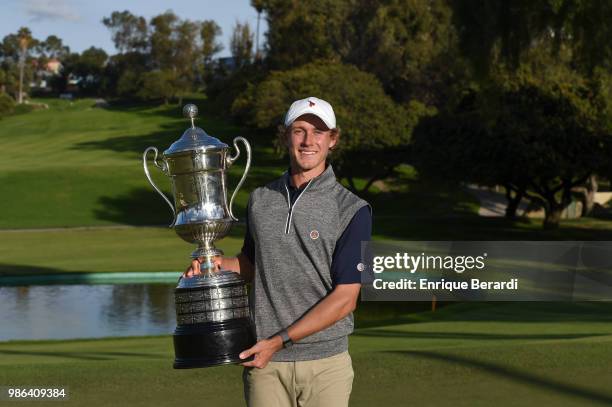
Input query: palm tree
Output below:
<box><xmin>253</xmin><ymin>0</ymin><xmax>263</xmax><ymax>61</ymax></box>
<box><xmin>17</xmin><ymin>28</ymin><xmax>33</xmax><ymax>104</ymax></box>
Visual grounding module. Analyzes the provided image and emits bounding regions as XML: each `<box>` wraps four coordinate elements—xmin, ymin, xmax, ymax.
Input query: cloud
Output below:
<box><xmin>25</xmin><ymin>0</ymin><xmax>82</xmax><ymax>22</ymax></box>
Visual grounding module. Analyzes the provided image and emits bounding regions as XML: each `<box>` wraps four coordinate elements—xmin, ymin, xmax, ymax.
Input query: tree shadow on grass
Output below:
<box><xmin>100</xmin><ymin>96</ymin><xmax>211</xmax><ymax>120</ymax></box>
<box><xmin>73</xmin><ymin>99</ymin><xmax>283</xmax><ymax>169</ymax></box>
<box><xmin>387</xmin><ymin>350</ymin><xmax>612</xmax><ymax>405</ymax></box>
<box><xmin>94</xmin><ymin>187</ymin><xmax>175</xmax><ymax>226</ymax></box>
<box><xmin>353</xmin><ymin>329</ymin><xmax>608</xmax><ymax>341</ymax></box>
<box><xmin>102</xmin><ymin>100</ymin><xmax>188</xmax><ymax>119</ymax></box>
<box><xmin>374</xmin><ymin>211</ymin><xmax>612</xmax><ymax>240</ymax></box>
<box><xmin>354</xmin><ymin>302</ymin><xmax>612</xmax><ymax>328</ymax></box>
<box><xmin>72</xmin><ymin>99</ymin><xmax>256</xmax><ymax>160</ymax></box>
<box><xmin>0</xmin><ymin>264</ymin><xmax>86</xmax><ymax>276</ymax></box>
<box><xmin>0</xmin><ymin>349</ymin><xmax>161</xmax><ymax>362</ymax></box>
<box><xmin>93</xmin><ymin>167</ymin><xmax>280</xmax><ymax>225</ymax></box>
<box><xmin>72</xmin><ymin>127</ymin><xmax>182</xmax><ymax>159</ymax></box>
<box><xmin>72</xmin><ymin>124</ymin><xmax>282</xmax><ymax>168</ymax></box>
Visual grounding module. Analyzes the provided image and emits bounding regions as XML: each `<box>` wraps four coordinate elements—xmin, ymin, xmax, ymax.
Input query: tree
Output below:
<box><xmin>148</xmin><ymin>12</ymin><xmax>198</xmax><ymax>104</ymax></box>
<box><xmin>17</xmin><ymin>28</ymin><xmax>36</xmax><ymax>103</ymax></box>
<box><xmin>102</xmin><ymin>9</ymin><xmax>204</xmax><ymax>102</ymax></box>
<box><xmin>102</xmin><ymin>10</ymin><xmax>148</xmax><ymax>53</ymax></box>
<box><xmin>138</xmin><ymin>69</ymin><xmax>180</xmax><ymax>104</ymax></box>
<box><xmin>230</xmin><ymin>21</ymin><xmax>254</xmax><ymax>68</ymax></box>
<box><xmin>102</xmin><ymin>51</ymin><xmax>147</xmax><ymax>98</ymax></box>
<box><xmin>200</xmin><ymin>20</ymin><xmax>222</xmax><ymax>65</ymax></box>
<box><xmin>412</xmin><ymin>72</ymin><xmax>610</xmax><ymax>229</ymax></box>
<box><xmin>0</xmin><ymin>33</ymin><xmax>21</xmax><ymax>97</ymax></box>
<box><xmin>150</xmin><ymin>11</ymin><xmax>178</xmax><ymax>70</ymax></box>
<box><xmin>0</xmin><ymin>92</ymin><xmax>16</xmax><ymax>118</ymax></box>
<box><xmin>77</xmin><ymin>47</ymin><xmax>108</xmax><ymax>76</ymax></box>
<box><xmin>233</xmin><ymin>61</ymin><xmax>427</xmax><ymax>192</ymax></box>
<box><xmin>254</xmin><ymin>0</ymin><xmax>460</xmax><ymax>105</ymax></box>
<box><xmin>252</xmin><ymin>0</ymin><xmax>264</xmax><ymax>60</ymax></box>
<box><xmin>450</xmin><ymin>0</ymin><xmax>612</xmax><ymax>77</ymax></box>
<box><xmin>569</xmin><ymin>0</ymin><xmax>612</xmax><ymax>73</ymax></box>
<box><xmin>345</xmin><ymin>0</ymin><xmax>460</xmax><ymax>104</ymax></box>
<box><xmin>40</xmin><ymin>35</ymin><xmax>70</xmax><ymax>59</ymax></box>
<box><xmin>73</xmin><ymin>47</ymin><xmax>108</xmax><ymax>95</ymax></box>
<box><xmin>174</xmin><ymin>19</ymin><xmax>200</xmax><ymax>103</ymax></box>
<box><xmin>199</xmin><ymin>20</ymin><xmax>223</xmax><ymax>85</ymax></box>
<box><xmin>448</xmin><ymin>0</ymin><xmax>612</xmax><ymax>221</ymax></box>
<box><xmin>254</xmin><ymin>0</ymin><xmax>352</xmax><ymax>69</ymax></box>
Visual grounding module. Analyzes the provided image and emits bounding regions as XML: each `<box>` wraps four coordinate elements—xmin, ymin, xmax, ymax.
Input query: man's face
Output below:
<box><xmin>286</xmin><ymin>114</ymin><xmax>337</xmax><ymax>173</ymax></box>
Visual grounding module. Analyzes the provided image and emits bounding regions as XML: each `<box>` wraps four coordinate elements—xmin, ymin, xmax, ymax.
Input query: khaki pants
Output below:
<box><xmin>243</xmin><ymin>351</ymin><xmax>354</xmax><ymax>407</ymax></box>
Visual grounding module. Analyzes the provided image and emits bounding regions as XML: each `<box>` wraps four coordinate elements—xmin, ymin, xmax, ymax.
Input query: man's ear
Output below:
<box><xmin>329</xmin><ymin>131</ymin><xmax>339</xmax><ymax>150</ymax></box>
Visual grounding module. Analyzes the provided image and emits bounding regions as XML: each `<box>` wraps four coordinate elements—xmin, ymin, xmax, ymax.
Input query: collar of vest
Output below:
<box><xmin>282</xmin><ymin>164</ymin><xmax>337</xmax><ymax>193</ymax></box>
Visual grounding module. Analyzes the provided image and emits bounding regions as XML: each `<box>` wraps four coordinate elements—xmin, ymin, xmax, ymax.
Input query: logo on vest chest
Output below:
<box><xmin>309</xmin><ymin>230</ymin><xmax>320</xmax><ymax>240</ymax></box>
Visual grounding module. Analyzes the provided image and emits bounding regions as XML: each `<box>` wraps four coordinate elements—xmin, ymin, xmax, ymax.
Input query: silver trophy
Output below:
<box><xmin>143</xmin><ymin>104</ymin><xmax>256</xmax><ymax>368</ymax></box>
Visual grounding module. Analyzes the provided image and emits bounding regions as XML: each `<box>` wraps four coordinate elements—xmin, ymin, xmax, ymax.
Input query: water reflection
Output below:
<box><xmin>0</xmin><ymin>284</ymin><xmax>176</xmax><ymax>341</ymax></box>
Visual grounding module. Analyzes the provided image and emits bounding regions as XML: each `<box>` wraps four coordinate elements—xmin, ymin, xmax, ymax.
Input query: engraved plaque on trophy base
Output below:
<box><xmin>172</xmin><ymin>270</ymin><xmax>256</xmax><ymax>368</ymax></box>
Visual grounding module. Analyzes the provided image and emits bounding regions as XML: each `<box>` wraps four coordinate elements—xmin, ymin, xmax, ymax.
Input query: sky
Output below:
<box><xmin>0</xmin><ymin>0</ymin><xmax>267</xmax><ymax>57</ymax></box>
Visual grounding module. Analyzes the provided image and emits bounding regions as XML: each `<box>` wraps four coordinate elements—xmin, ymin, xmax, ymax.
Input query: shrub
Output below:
<box><xmin>0</xmin><ymin>93</ymin><xmax>16</xmax><ymax>118</ymax></box>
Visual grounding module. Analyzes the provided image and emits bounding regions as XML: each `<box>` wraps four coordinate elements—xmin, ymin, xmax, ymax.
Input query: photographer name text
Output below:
<box><xmin>372</xmin><ymin>278</ymin><xmax>519</xmax><ymax>291</ymax></box>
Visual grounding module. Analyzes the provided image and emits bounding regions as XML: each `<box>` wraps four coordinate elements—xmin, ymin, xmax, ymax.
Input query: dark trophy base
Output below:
<box><xmin>173</xmin><ymin>270</ymin><xmax>257</xmax><ymax>369</ymax></box>
<box><xmin>173</xmin><ymin>318</ymin><xmax>256</xmax><ymax>368</ymax></box>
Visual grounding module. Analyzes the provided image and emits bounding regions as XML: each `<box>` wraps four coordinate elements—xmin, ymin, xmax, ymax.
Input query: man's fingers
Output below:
<box><xmin>241</xmin><ymin>355</ymin><xmax>268</xmax><ymax>369</ymax></box>
<box><xmin>240</xmin><ymin>353</ymin><xmax>263</xmax><ymax>368</ymax></box>
<box><xmin>241</xmin><ymin>360</ymin><xmax>258</xmax><ymax>368</ymax></box>
<box><xmin>239</xmin><ymin>345</ymin><xmax>257</xmax><ymax>360</ymax></box>
<box><xmin>191</xmin><ymin>259</ymin><xmax>202</xmax><ymax>275</ymax></box>
<box><xmin>213</xmin><ymin>256</ymin><xmax>223</xmax><ymax>271</ymax></box>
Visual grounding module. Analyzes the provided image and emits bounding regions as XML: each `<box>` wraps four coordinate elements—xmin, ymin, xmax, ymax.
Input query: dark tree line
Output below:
<box><xmin>228</xmin><ymin>0</ymin><xmax>612</xmax><ymax>228</ymax></box>
<box><xmin>0</xmin><ymin>10</ymin><xmax>256</xmax><ymax>104</ymax></box>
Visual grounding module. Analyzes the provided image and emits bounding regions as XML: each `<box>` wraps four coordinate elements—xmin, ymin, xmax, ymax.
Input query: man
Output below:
<box><xmin>185</xmin><ymin>96</ymin><xmax>371</xmax><ymax>407</ymax></box>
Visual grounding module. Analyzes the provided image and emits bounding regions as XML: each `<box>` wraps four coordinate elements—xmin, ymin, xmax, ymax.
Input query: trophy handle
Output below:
<box><xmin>143</xmin><ymin>146</ymin><xmax>176</xmax><ymax>227</ymax></box>
<box><xmin>226</xmin><ymin>137</ymin><xmax>251</xmax><ymax>221</ymax></box>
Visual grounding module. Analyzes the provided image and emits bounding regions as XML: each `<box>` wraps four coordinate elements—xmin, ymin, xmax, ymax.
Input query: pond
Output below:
<box><xmin>0</xmin><ymin>284</ymin><xmax>176</xmax><ymax>341</ymax></box>
<box><xmin>0</xmin><ymin>282</ymin><xmax>432</xmax><ymax>342</ymax></box>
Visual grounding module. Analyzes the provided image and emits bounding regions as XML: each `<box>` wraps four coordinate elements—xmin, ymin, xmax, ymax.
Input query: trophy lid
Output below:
<box><xmin>164</xmin><ymin>104</ymin><xmax>229</xmax><ymax>156</ymax></box>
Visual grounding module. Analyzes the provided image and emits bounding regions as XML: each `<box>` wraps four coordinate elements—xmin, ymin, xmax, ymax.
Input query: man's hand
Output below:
<box><xmin>183</xmin><ymin>256</ymin><xmax>222</xmax><ymax>278</ymax></box>
<box><xmin>239</xmin><ymin>336</ymin><xmax>283</xmax><ymax>369</ymax></box>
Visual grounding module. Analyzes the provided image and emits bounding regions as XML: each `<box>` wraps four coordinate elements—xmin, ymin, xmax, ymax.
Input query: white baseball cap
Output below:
<box><xmin>284</xmin><ymin>97</ymin><xmax>336</xmax><ymax>129</ymax></box>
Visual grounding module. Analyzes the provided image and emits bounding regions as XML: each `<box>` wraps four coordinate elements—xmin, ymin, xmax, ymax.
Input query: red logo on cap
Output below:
<box><xmin>309</xmin><ymin>100</ymin><xmax>315</xmax><ymax>107</ymax></box>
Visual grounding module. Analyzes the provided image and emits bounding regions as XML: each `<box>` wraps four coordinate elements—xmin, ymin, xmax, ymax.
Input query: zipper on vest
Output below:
<box><xmin>283</xmin><ymin>179</ymin><xmax>313</xmax><ymax>234</ymax></box>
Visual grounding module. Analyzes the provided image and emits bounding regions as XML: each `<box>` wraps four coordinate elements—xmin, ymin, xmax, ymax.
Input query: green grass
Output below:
<box><xmin>0</xmin><ymin>302</ymin><xmax>611</xmax><ymax>406</ymax></box>
<box><xmin>0</xmin><ymin>97</ymin><xmax>282</xmax><ymax>229</ymax></box>
<box><xmin>0</xmin><ymin>226</ymin><xmax>245</xmax><ymax>276</ymax></box>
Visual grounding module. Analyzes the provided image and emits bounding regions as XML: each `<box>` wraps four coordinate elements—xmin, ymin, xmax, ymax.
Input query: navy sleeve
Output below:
<box><xmin>240</xmin><ymin>203</ymin><xmax>255</xmax><ymax>265</ymax></box>
<box><xmin>330</xmin><ymin>205</ymin><xmax>372</xmax><ymax>286</ymax></box>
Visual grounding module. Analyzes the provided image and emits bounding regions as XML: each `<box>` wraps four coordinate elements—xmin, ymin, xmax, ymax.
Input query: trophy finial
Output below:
<box><xmin>183</xmin><ymin>104</ymin><xmax>198</xmax><ymax>128</ymax></box>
